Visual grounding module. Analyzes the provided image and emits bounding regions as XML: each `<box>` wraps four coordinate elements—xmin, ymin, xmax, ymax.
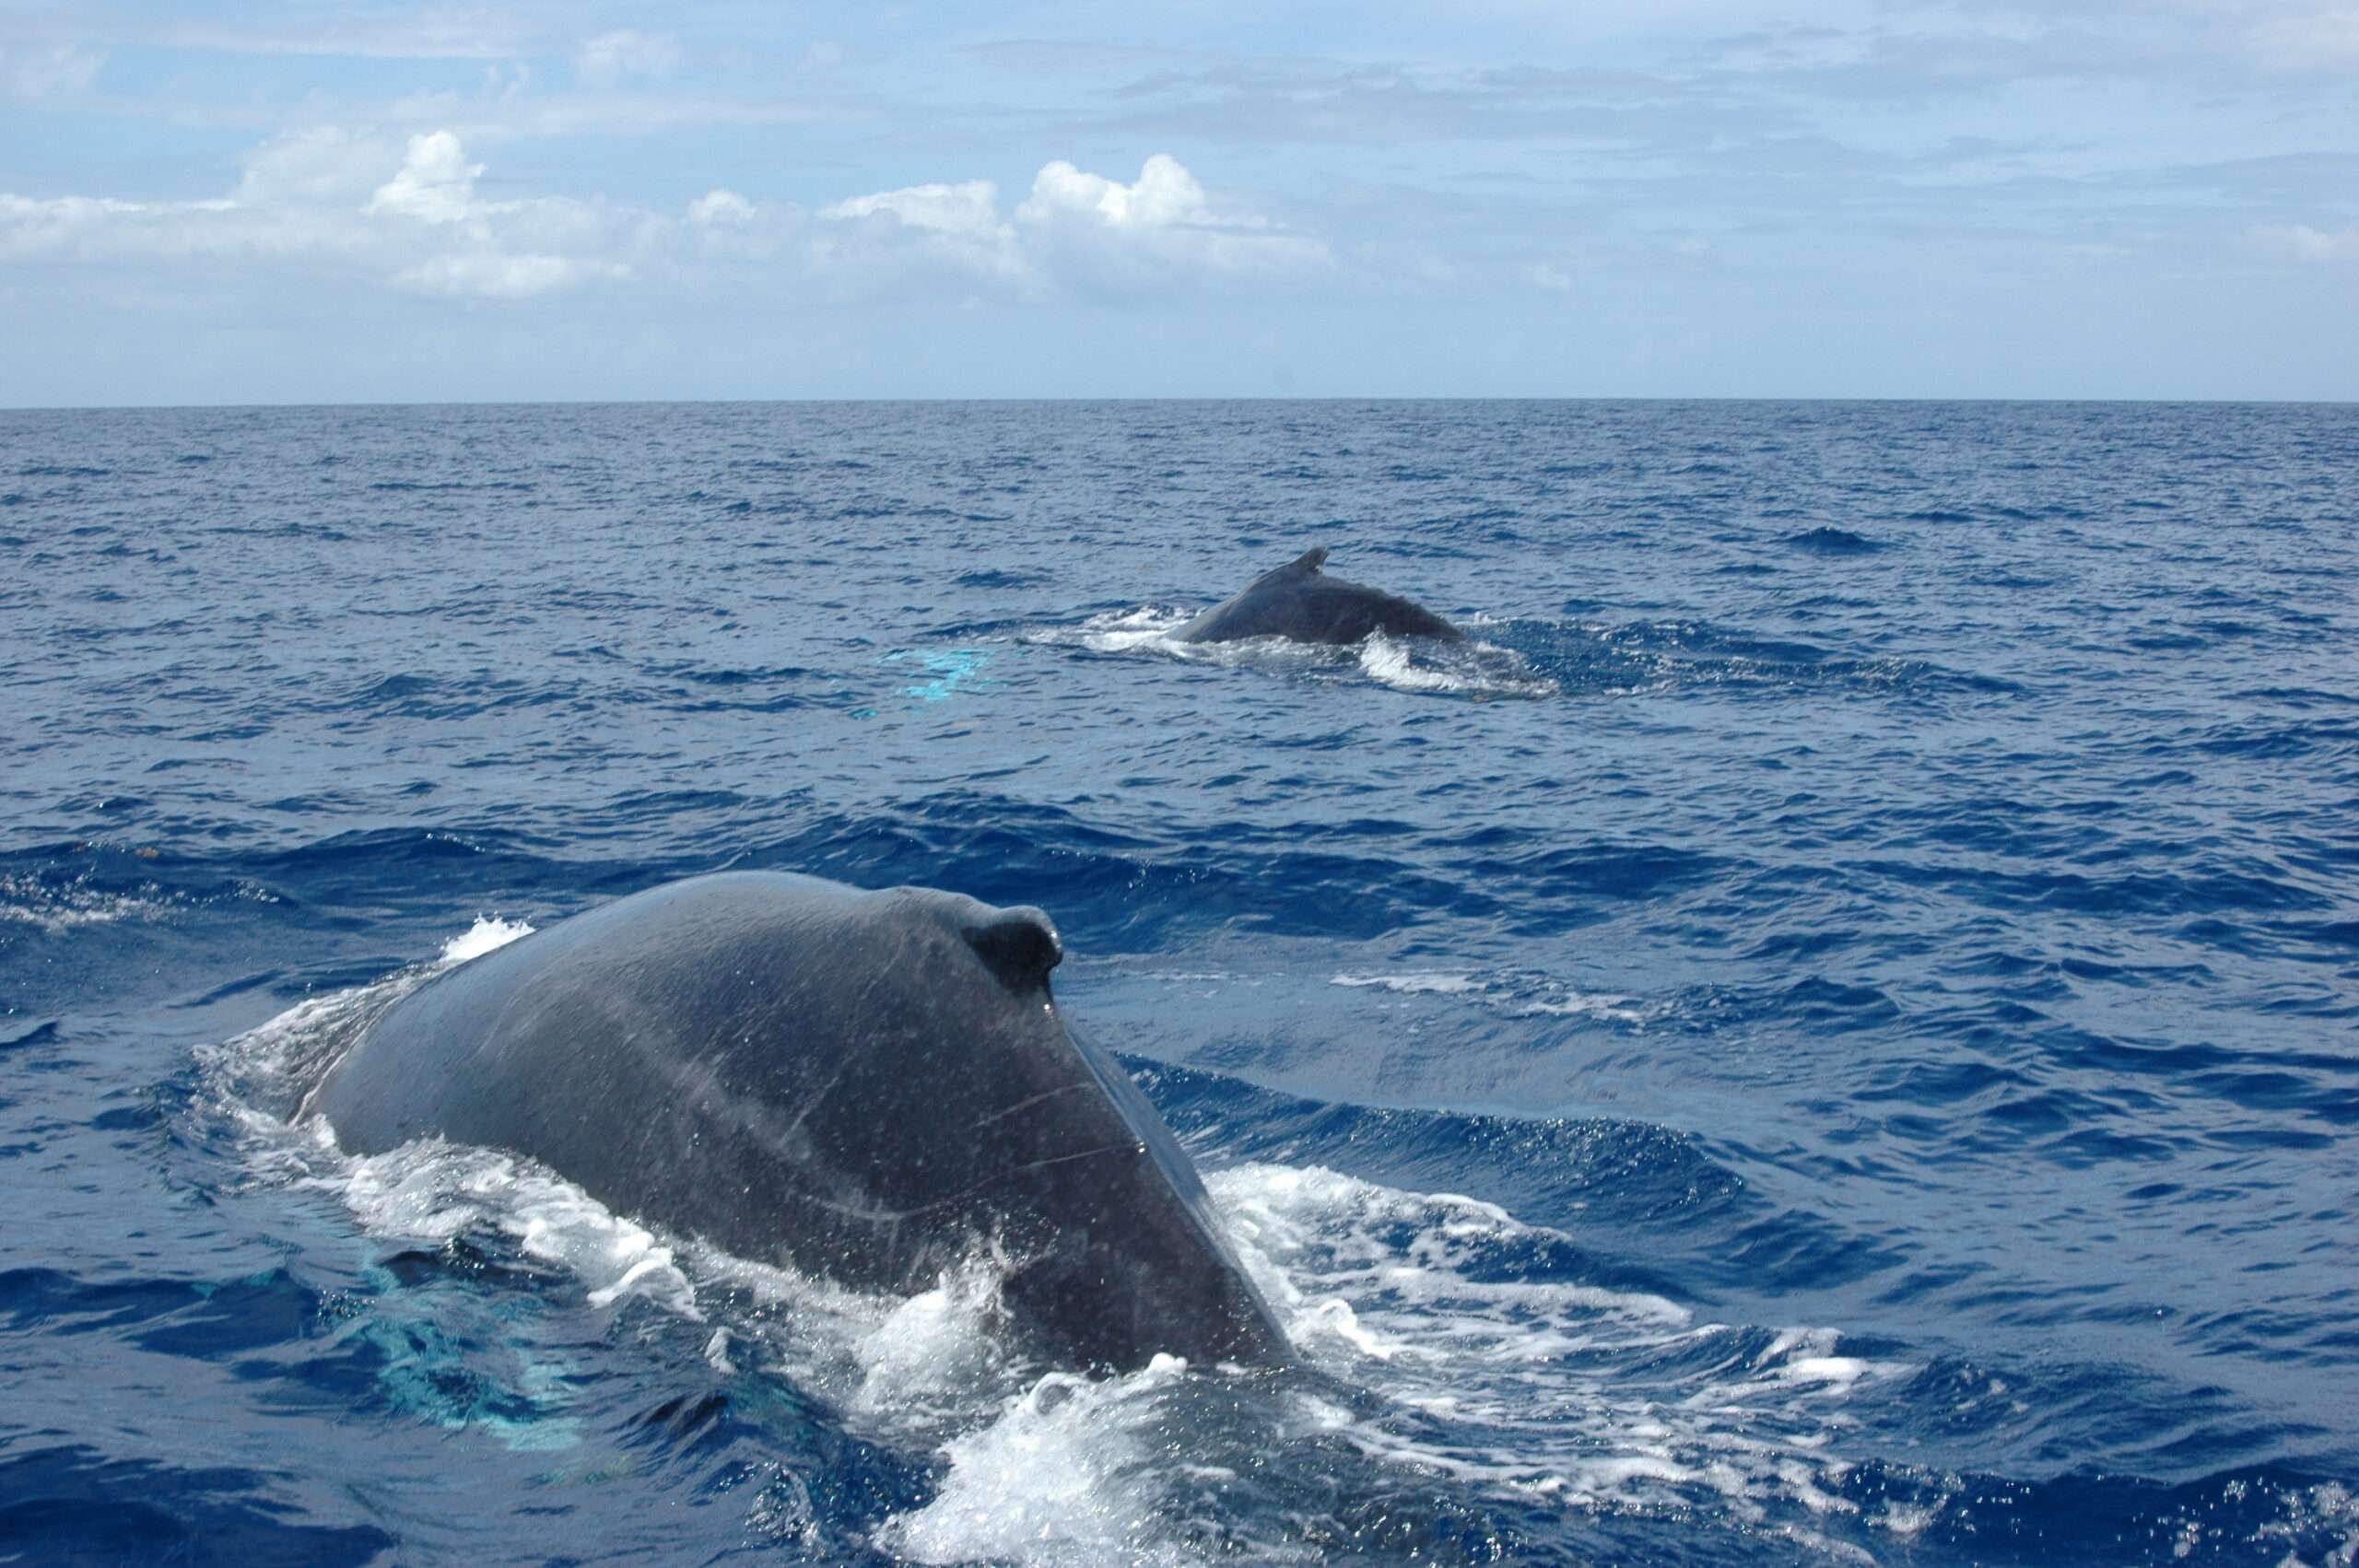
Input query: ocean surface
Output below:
<box><xmin>2</xmin><ymin>399</ymin><xmax>2354</xmax><ymax>1566</ymax></box>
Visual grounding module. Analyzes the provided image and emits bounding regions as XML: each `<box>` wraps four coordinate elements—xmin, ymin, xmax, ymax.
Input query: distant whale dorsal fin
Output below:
<box><xmin>1255</xmin><ymin>547</ymin><xmax>1327</xmax><ymax>587</ymax></box>
<box><xmin>963</xmin><ymin>907</ymin><xmax>1063</xmax><ymax>994</ymax></box>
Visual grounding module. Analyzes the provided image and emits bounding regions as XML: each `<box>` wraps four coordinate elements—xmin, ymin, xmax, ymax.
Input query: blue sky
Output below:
<box><xmin>2</xmin><ymin>0</ymin><xmax>2353</xmax><ymax>403</ymax></box>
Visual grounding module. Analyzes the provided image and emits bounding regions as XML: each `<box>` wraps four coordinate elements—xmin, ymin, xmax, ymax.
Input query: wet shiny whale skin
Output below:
<box><xmin>304</xmin><ymin>871</ymin><xmax>1289</xmax><ymax>1372</ymax></box>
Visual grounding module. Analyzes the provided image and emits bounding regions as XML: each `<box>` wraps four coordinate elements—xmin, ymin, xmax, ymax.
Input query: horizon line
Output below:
<box><xmin>7</xmin><ymin>393</ymin><xmax>2354</xmax><ymax>415</ymax></box>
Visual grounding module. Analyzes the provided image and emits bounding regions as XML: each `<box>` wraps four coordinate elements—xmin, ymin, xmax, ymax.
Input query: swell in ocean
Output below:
<box><xmin>4</xmin><ymin>399</ymin><xmax>2355</xmax><ymax>1563</ymax></box>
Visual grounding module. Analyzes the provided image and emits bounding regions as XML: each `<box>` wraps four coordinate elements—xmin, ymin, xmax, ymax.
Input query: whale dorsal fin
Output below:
<box><xmin>1257</xmin><ymin>547</ymin><xmax>1327</xmax><ymax>586</ymax></box>
<box><xmin>964</xmin><ymin>907</ymin><xmax>1063</xmax><ymax>994</ymax></box>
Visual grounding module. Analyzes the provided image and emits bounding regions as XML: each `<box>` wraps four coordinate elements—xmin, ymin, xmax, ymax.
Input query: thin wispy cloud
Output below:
<box><xmin>0</xmin><ymin>41</ymin><xmax>105</xmax><ymax>100</ymax></box>
<box><xmin>2250</xmin><ymin>221</ymin><xmax>2359</xmax><ymax>261</ymax></box>
<box><xmin>572</xmin><ymin>29</ymin><xmax>684</xmax><ymax>88</ymax></box>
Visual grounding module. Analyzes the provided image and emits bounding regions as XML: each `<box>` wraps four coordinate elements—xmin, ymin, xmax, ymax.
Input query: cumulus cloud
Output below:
<box><xmin>2</xmin><ymin>127</ymin><xmax>640</xmax><ymax>299</ymax></box>
<box><xmin>818</xmin><ymin>178</ymin><xmax>1027</xmax><ymax>287</ymax></box>
<box><xmin>2</xmin><ymin>139</ymin><xmax>1327</xmax><ymax>306</ymax></box>
<box><xmin>825</xmin><ymin>179</ymin><xmax>1004</xmax><ymax>235</ymax></box>
<box><xmin>687</xmin><ymin>189</ymin><xmax>756</xmax><ymax>225</ymax></box>
<box><xmin>356</xmin><ymin>132</ymin><xmax>643</xmax><ymax>296</ymax></box>
<box><xmin>239</xmin><ymin>127</ymin><xmax>395</xmax><ymax>204</ymax></box>
<box><xmin>1018</xmin><ymin>154</ymin><xmax>1209</xmax><ymax>229</ymax></box>
<box><xmin>368</xmin><ymin>131</ymin><xmax>483</xmax><ymax>223</ymax></box>
<box><xmin>1015</xmin><ymin>154</ymin><xmax>1329</xmax><ymax>282</ymax></box>
<box><xmin>814</xmin><ymin>154</ymin><xmax>1329</xmax><ymax>298</ymax></box>
<box><xmin>574</xmin><ymin>29</ymin><xmax>685</xmax><ymax>88</ymax></box>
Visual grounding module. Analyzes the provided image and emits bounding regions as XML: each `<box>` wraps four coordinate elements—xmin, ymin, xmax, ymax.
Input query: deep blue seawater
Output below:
<box><xmin>2</xmin><ymin>400</ymin><xmax>2355</xmax><ymax>1565</ymax></box>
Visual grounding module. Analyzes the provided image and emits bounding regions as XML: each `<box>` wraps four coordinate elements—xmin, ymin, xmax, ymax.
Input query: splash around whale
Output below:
<box><xmin>1176</xmin><ymin>547</ymin><xmax>1463</xmax><ymax>645</ymax></box>
<box><xmin>300</xmin><ymin>872</ymin><xmax>1289</xmax><ymax>1373</ymax></box>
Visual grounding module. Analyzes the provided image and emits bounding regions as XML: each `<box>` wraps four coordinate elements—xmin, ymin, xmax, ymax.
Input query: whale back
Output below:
<box><xmin>1174</xmin><ymin>547</ymin><xmax>1461</xmax><ymax>645</ymax></box>
<box><xmin>305</xmin><ymin>872</ymin><xmax>1288</xmax><ymax>1371</ymax></box>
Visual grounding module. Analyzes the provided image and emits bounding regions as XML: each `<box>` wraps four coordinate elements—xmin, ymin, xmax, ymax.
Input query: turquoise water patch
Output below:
<box><xmin>884</xmin><ymin>649</ymin><xmax>991</xmax><ymax>703</ymax></box>
<box><xmin>347</xmin><ymin>1270</ymin><xmax>585</xmax><ymax>1452</ymax></box>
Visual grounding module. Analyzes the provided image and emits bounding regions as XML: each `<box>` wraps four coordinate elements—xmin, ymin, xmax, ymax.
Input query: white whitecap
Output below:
<box><xmin>1329</xmin><ymin>965</ymin><xmax>1661</xmax><ymax>1025</ymax></box>
<box><xmin>0</xmin><ymin>872</ymin><xmax>176</xmax><ymax>934</ymax></box>
<box><xmin>333</xmin><ymin>1140</ymin><xmax>700</xmax><ymax>1318</ymax></box>
<box><xmin>1331</xmin><ymin>970</ymin><xmax>1485</xmax><ymax>995</ymax></box>
<box><xmin>440</xmin><ymin>913</ymin><xmax>535</xmax><ymax>965</ymax></box>
<box><xmin>1360</xmin><ymin>631</ymin><xmax>1560</xmax><ymax>698</ymax></box>
<box><xmin>877</xmin><ymin>1356</ymin><xmax>1204</xmax><ymax>1568</ymax></box>
<box><xmin>1204</xmin><ymin>1162</ymin><xmax>1905</xmax><ymax>1526</ymax></box>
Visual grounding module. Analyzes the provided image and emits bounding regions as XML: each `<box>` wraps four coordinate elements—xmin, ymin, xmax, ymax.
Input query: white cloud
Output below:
<box><xmin>1530</xmin><ymin>261</ymin><xmax>1577</xmax><ymax>292</ymax></box>
<box><xmin>240</xmin><ymin>127</ymin><xmax>395</xmax><ymax>204</ymax></box>
<box><xmin>816</xmin><ymin>179</ymin><xmax>1027</xmax><ymax>291</ymax></box>
<box><xmin>1018</xmin><ymin>154</ymin><xmax>1211</xmax><ymax>230</ymax></box>
<box><xmin>680</xmin><ymin>190</ymin><xmax>799</xmax><ymax>262</ymax></box>
<box><xmin>574</xmin><ymin>29</ymin><xmax>685</xmax><ymax>88</ymax></box>
<box><xmin>1</xmin><ymin>43</ymin><xmax>102</xmax><ymax>101</ymax></box>
<box><xmin>825</xmin><ymin>179</ymin><xmax>1004</xmax><ymax>236</ymax></box>
<box><xmin>360</xmin><ymin>133</ymin><xmax>640</xmax><ymax>293</ymax></box>
<box><xmin>368</xmin><ymin>131</ymin><xmax>483</xmax><ymax>224</ymax></box>
<box><xmin>5</xmin><ymin>139</ymin><xmax>1331</xmax><ymax>309</ymax></box>
<box><xmin>395</xmin><ymin>252</ymin><xmax>630</xmax><ymax>298</ymax></box>
<box><xmin>3</xmin><ymin>127</ymin><xmax>634</xmax><ymax>300</ymax></box>
<box><xmin>0</xmin><ymin>193</ymin><xmax>322</xmax><ymax>263</ymax></box>
<box><xmin>2249</xmin><ymin>221</ymin><xmax>2359</xmax><ymax>261</ymax></box>
<box><xmin>0</xmin><ymin>194</ymin><xmax>154</xmax><ymax>260</ymax></box>
<box><xmin>687</xmin><ymin>190</ymin><xmax>756</xmax><ymax>225</ymax></box>
<box><xmin>0</xmin><ymin>193</ymin><xmax>147</xmax><ymax>224</ymax></box>
<box><xmin>1014</xmin><ymin>154</ymin><xmax>1331</xmax><ymax>284</ymax></box>
<box><xmin>808</xmin><ymin>153</ymin><xmax>1328</xmax><ymax>298</ymax></box>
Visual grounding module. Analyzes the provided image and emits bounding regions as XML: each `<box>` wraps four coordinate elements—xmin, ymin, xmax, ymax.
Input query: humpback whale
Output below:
<box><xmin>1175</xmin><ymin>547</ymin><xmax>1462</xmax><ymax>645</ymax></box>
<box><xmin>302</xmin><ymin>872</ymin><xmax>1288</xmax><ymax>1373</ymax></box>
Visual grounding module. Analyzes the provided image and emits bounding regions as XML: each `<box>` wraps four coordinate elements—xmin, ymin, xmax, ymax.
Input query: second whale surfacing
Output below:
<box><xmin>1175</xmin><ymin>547</ymin><xmax>1462</xmax><ymax>646</ymax></box>
<box><xmin>301</xmin><ymin>872</ymin><xmax>1289</xmax><ymax>1373</ymax></box>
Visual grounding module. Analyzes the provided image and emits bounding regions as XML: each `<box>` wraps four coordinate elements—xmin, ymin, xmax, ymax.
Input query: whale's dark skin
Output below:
<box><xmin>303</xmin><ymin>872</ymin><xmax>1288</xmax><ymax>1373</ymax></box>
<box><xmin>1174</xmin><ymin>547</ymin><xmax>1462</xmax><ymax>645</ymax></box>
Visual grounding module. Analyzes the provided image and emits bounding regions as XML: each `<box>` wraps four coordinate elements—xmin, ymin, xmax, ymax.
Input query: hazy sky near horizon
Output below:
<box><xmin>2</xmin><ymin>0</ymin><xmax>2354</xmax><ymax>404</ymax></box>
